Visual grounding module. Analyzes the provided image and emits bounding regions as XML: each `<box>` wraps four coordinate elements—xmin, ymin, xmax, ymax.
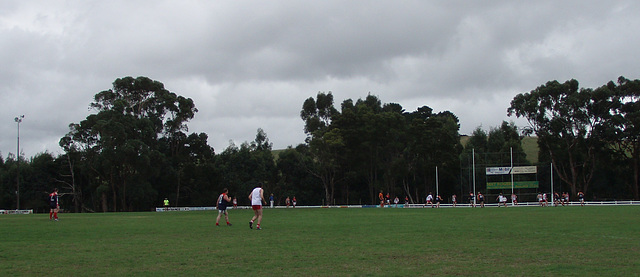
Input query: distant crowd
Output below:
<box><xmin>377</xmin><ymin>190</ymin><xmax>587</xmax><ymax>208</ymax></box>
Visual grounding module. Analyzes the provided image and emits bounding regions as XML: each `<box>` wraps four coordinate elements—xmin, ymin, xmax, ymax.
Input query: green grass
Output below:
<box><xmin>1</xmin><ymin>206</ymin><xmax>638</xmax><ymax>276</ymax></box>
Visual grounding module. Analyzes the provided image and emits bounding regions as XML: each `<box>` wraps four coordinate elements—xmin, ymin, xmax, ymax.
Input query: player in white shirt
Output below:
<box><xmin>248</xmin><ymin>183</ymin><xmax>266</xmax><ymax>230</ymax></box>
<box><xmin>425</xmin><ymin>193</ymin><xmax>434</xmax><ymax>208</ymax></box>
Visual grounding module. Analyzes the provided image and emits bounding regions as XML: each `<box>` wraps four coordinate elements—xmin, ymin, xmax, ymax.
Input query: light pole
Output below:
<box><xmin>14</xmin><ymin>115</ymin><xmax>24</xmax><ymax>210</ymax></box>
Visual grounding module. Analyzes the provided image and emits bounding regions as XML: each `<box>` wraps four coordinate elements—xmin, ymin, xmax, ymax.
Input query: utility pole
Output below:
<box><xmin>14</xmin><ymin>115</ymin><xmax>24</xmax><ymax>210</ymax></box>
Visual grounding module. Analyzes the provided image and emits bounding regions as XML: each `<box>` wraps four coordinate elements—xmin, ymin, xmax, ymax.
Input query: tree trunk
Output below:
<box><xmin>633</xmin><ymin>149</ymin><xmax>639</xmax><ymax>200</ymax></box>
<box><xmin>101</xmin><ymin>191</ymin><xmax>108</xmax><ymax>212</ymax></box>
<box><xmin>176</xmin><ymin>168</ymin><xmax>182</xmax><ymax>207</ymax></box>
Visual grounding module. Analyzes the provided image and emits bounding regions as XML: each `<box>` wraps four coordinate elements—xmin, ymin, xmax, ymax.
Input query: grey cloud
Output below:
<box><xmin>1</xmin><ymin>0</ymin><xmax>639</xmax><ymax>157</ymax></box>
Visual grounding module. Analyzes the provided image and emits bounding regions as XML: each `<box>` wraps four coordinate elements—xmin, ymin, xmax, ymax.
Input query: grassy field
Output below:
<box><xmin>1</xmin><ymin>206</ymin><xmax>638</xmax><ymax>276</ymax></box>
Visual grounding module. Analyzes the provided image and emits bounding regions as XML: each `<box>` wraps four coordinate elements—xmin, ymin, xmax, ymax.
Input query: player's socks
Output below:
<box><xmin>50</xmin><ymin>211</ymin><xmax>53</xmax><ymax>219</ymax></box>
<box><xmin>54</xmin><ymin>212</ymin><xmax>58</xmax><ymax>219</ymax></box>
<box><xmin>216</xmin><ymin>222</ymin><xmax>219</xmax><ymax>226</ymax></box>
<box><xmin>249</xmin><ymin>221</ymin><xmax>253</xmax><ymax>229</ymax></box>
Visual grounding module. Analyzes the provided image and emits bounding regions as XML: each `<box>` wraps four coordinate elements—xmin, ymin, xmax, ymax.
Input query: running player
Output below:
<box><xmin>577</xmin><ymin>191</ymin><xmax>585</xmax><ymax>206</ymax></box>
<box><xmin>49</xmin><ymin>188</ymin><xmax>59</xmax><ymax>221</ymax></box>
<box><xmin>497</xmin><ymin>193</ymin><xmax>507</xmax><ymax>207</ymax></box>
<box><xmin>379</xmin><ymin>191</ymin><xmax>384</xmax><ymax>208</ymax></box>
<box><xmin>248</xmin><ymin>183</ymin><xmax>266</xmax><ymax>230</ymax></box>
<box><xmin>537</xmin><ymin>193</ymin><xmax>543</xmax><ymax>206</ymax></box>
<box><xmin>501</xmin><ymin>193</ymin><xmax>508</xmax><ymax>207</ymax></box>
<box><xmin>477</xmin><ymin>192</ymin><xmax>485</xmax><ymax>208</ymax></box>
<box><xmin>435</xmin><ymin>194</ymin><xmax>442</xmax><ymax>208</ymax></box>
<box><xmin>425</xmin><ymin>192</ymin><xmax>433</xmax><ymax>208</ymax></box>
<box><xmin>216</xmin><ymin>188</ymin><xmax>232</xmax><ymax>226</ymax></box>
<box><xmin>511</xmin><ymin>193</ymin><xmax>518</xmax><ymax>206</ymax></box>
<box><xmin>452</xmin><ymin>194</ymin><xmax>457</xmax><ymax>207</ymax></box>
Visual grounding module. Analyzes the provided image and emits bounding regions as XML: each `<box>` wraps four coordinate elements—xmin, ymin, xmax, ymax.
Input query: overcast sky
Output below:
<box><xmin>1</xmin><ymin>1</ymin><xmax>639</xmax><ymax>158</ymax></box>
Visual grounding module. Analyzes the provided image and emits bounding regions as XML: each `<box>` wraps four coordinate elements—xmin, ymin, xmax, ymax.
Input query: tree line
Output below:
<box><xmin>1</xmin><ymin>76</ymin><xmax>638</xmax><ymax>212</ymax></box>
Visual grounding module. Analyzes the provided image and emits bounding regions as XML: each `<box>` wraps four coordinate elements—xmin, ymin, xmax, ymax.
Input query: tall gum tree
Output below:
<box><xmin>508</xmin><ymin>79</ymin><xmax>605</xmax><ymax>196</ymax></box>
<box><xmin>61</xmin><ymin>76</ymin><xmax>198</xmax><ymax>211</ymax></box>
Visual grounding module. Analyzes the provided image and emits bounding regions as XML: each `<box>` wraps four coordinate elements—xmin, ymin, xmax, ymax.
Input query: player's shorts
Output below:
<box><xmin>50</xmin><ymin>203</ymin><xmax>58</xmax><ymax>209</ymax></box>
<box><xmin>218</xmin><ymin>207</ymin><xmax>227</xmax><ymax>213</ymax></box>
<box><xmin>252</xmin><ymin>205</ymin><xmax>262</xmax><ymax>211</ymax></box>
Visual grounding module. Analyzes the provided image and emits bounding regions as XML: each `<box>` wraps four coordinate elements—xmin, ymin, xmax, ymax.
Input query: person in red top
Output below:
<box><xmin>49</xmin><ymin>188</ymin><xmax>59</xmax><ymax>221</ymax></box>
<box><xmin>379</xmin><ymin>191</ymin><xmax>384</xmax><ymax>208</ymax></box>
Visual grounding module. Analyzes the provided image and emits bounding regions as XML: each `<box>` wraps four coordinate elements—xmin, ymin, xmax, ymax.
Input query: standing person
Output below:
<box><xmin>386</xmin><ymin>193</ymin><xmax>390</xmax><ymax>206</ymax></box>
<box><xmin>286</xmin><ymin>196</ymin><xmax>291</xmax><ymax>208</ymax></box>
<box><xmin>248</xmin><ymin>183</ymin><xmax>266</xmax><ymax>230</ymax></box>
<box><xmin>477</xmin><ymin>192</ymin><xmax>485</xmax><ymax>208</ymax></box>
<box><xmin>49</xmin><ymin>188</ymin><xmax>59</xmax><ymax>221</ymax></box>
<box><xmin>232</xmin><ymin>197</ymin><xmax>237</xmax><ymax>209</ymax></box>
<box><xmin>543</xmin><ymin>193</ymin><xmax>549</xmax><ymax>207</ymax></box>
<box><xmin>511</xmin><ymin>193</ymin><xmax>518</xmax><ymax>206</ymax></box>
<box><xmin>394</xmin><ymin>196</ymin><xmax>399</xmax><ymax>208</ymax></box>
<box><xmin>292</xmin><ymin>196</ymin><xmax>297</xmax><ymax>208</ymax></box>
<box><xmin>379</xmin><ymin>191</ymin><xmax>384</xmax><ymax>208</ymax></box>
<box><xmin>163</xmin><ymin>198</ymin><xmax>169</xmax><ymax>211</ymax></box>
<box><xmin>216</xmin><ymin>188</ymin><xmax>232</xmax><ymax>226</ymax></box>
<box><xmin>554</xmin><ymin>192</ymin><xmax>561</xmax><ymax>207</ymax></box>
<box><xmin>425</xmin><ymin>192</ymin><xmax>434</xmax><ymax>208</ymax></box>
<box><xmin>577</xmin><ymin>191</ymin><xmax>585</xmax><ymax>206</ymax></box>
<box><xmin>269</xmin><ymin>194</ymin><xmax>274</xmax><ymax>208</ymax></box>
<box><xmin>563</xmin><ymin>192</ymin><xmax>570</xmax><ymax>206</ymax></box>
<box><xmin>469</xmin><ymin>192</ymin><xmax>475</xmax><ymax>208</ymax></box>
<box><xmin>404</xmin><ymin>196</ymin><xmax>409</xmax><ymax>206</ymax></box>
<box><xmin>452</xmin><ymin>194</ymin><xmax>457</xmax><ymax>207</ymax></box>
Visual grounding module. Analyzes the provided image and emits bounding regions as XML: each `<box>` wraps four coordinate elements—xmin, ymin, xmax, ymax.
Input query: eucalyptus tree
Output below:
<box><xmin>60</xmin><ymin>76</ymin><xmax>198</xmax><ymax>211</ymax></box>
<box><xmin>405</xmin><ymin>108</ymin><xmax>461</xmax><ymax>201</ymax></box>
<box><xmin>508</xmin><ymin>79</ymin><xmax>606</xmax><ymax>196</ymax></box>
<box><xmin>335</xmin><ymin>95</ymin><xmax>385</xmax><ymax>204</ymax></box>
<box><xmin>300</xmin><ymin>92</ymin><xmax>342</xmax><ymax>205</ymax></box>
<box><xmin>593</xmin><ymin>77</ymin><xmax>640</xmax><ymax>199</ymax></box>
<box><xmin>276</xmin><ymin>145</ymin><xmax>324</xmax><ymax>205</ymax></box>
